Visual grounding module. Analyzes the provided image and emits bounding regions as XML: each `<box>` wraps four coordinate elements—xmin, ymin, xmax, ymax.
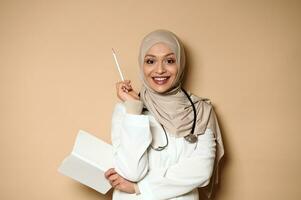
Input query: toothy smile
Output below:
<box><xmin>152</xmin><ymin>76</ymin><xmax>170</xmax><ymax>85</ymax></box>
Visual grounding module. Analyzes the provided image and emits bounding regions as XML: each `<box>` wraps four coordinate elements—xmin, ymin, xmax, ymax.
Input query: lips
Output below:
<box><xmin>152</xmin><ymin>76</ymin><xmax>170</xmax><ymax>85</ymax></box>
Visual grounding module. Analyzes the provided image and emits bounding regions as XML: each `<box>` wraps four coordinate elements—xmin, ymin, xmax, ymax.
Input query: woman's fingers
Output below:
<box><xmin>124</xmin><ymin>80</ymin><xmax>132</xmax><ymax>89</ymax></box>
<box><xmin>104</xmin><ymin>168</ymin><xmax>135</xmax><ymax>193</ymax></box>
<box><xmin>113</xmin><ymin>177</ymin><xmax>136</xmax><ymax>194</ymax></box>
<box><xmin>104</xmin><ymin>168</ymin><xmax>116</xmax><ymax>179</ymax></box>
<box><xmin>116</xmin><ymin>81</ymin><xmax>131</xmax><ymax>93</ymax></box>
<box><xmin>105</xmin><ymin>171</ymin><xmax>135</xmax><ymax>194</ymax></box>
<box><xmin>108</xmin><ymin>173</ymin><xmax>119</xmax><ymax>182</ymax></box>
<box><xmin>112</xmin><ymin>177</ymin><xmax>122</xmax><ymax>187</ymax></box>
<box><xmin>115</xmin><ymin>80</ymin><xmax>139</xmax><ymax>101</ymax></box>
<box><xmin>106</xmin><ymin>170</ymin><xmax>119</xmax><ymax>187</ymax></box>
<box><xmin>107</xmin><ymin>173</ymin><xmax>122</xmax><ymax>187</ymax></box>
<box><xmin>122</xmin><ymin>81</ymin><xmax>133</xmax><ymax>92</ymax></box>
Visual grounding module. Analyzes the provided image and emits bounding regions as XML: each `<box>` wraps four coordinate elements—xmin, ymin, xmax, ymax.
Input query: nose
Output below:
<box><xmin>155</xmin><ymin>61</ymin><xmax>166</xmax><ymax>74</ymax></box>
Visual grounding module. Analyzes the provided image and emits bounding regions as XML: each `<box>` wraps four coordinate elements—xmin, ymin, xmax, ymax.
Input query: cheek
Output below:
<box><xmin>169</xmin><ymin>66</ymin><xmax>178</xmax><ymax>78</ymax></box>
<box><xmin>143</xmin><ymin>66</ymin><xmax>151</xmax><ymax>78</ymax></box>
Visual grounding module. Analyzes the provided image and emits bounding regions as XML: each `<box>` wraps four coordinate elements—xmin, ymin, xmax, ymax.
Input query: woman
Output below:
<box><xmin>105</xmin><ymin>29</ymin><xmax>224</xmax><ymax>200</ymax></box>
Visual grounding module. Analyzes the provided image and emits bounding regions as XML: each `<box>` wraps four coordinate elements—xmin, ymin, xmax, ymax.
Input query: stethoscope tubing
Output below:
<box><xmin>148</xmin><ymin>88</ymin><xmax>197</xmax><ymax>151</ymax></box>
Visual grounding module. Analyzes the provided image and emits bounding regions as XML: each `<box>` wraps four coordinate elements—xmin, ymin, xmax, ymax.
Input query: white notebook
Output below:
<box><xmin>58</xmin><ymin>130</ymin><xmax>113</xmax><ymax>194</ymax></box>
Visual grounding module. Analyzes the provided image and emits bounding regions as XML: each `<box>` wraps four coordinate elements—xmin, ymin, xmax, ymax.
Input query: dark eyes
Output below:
<box><xmin>145</xmin><ymin>58</ymin><xmax>176</xmax><ymax>65</ymax></box>
<box><xmin>167</xmin><ymin>59</ymin><xmax>175</xmax><ymax>64</ymax></box>
<box><xmin>146</xmin><ymin>59</ymin><xmax>154</xmax><ymax>64</ymax></box>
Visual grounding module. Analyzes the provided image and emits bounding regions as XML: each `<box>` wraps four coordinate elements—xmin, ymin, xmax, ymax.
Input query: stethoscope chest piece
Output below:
<box><xmin>184</xmin><ymin>134</ymin><xmax>198</xmax><ymax>143</ymax></box>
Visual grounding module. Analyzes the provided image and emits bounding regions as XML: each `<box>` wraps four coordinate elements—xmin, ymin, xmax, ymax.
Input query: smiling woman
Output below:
<box><xmin>104</xmin><ymin>29</ymin><xmax>224</xmax><ymax>200</ymax></box>
<box><xmin>143</xmin><ymin>43</ymin><xmax>178</xmax><ymax>93</ymax></box>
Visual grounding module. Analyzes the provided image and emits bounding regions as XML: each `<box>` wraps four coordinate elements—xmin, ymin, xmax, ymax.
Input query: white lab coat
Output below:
<box><xmin>111</xmin><ymin>103</ymin><xmax>217</xmax><ymax>200</ymax></box>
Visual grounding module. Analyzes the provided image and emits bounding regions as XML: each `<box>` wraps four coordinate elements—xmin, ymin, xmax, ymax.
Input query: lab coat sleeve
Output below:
<box><xmin>137</xmin><ymin>128</ymin><xmax>216</xmax><ymax>200</ymax></box>
<box><xmin>111</xmin><ymin>103</ymin><xmax>152</xmax><ymax>182</ymax></box>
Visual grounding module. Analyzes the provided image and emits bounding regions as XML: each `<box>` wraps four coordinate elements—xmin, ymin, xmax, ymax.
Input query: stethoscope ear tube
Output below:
<box><xmin>182</xmin><ymin>88</ymin><xmax>198</xmax><ymax>143</ymax></box>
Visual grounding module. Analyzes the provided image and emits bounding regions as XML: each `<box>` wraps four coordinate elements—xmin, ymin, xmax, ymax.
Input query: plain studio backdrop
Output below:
<box><xmin>0</xmin><ymin>0</ymin><xmax>300</xmax><ymax>200</ymax></box>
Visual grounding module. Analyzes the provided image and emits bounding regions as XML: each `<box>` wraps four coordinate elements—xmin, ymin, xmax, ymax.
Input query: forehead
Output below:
<box><xmin>145</xmin><ymin>42</ymin><xmax>175</xmax><ymax>57</ymax></box>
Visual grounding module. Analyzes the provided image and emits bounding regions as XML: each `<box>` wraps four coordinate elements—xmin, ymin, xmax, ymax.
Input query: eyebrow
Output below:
<box><xmin>144</xmin><ymin>52</ymin><xmax>175</xmax><ymax>58</ymax></box>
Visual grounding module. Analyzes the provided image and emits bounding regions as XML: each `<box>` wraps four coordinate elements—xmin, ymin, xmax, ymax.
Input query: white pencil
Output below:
<box><xmin>111</xmin><ymin>48</ymin><xmax>125</xmax><ymax>81</ymax></box>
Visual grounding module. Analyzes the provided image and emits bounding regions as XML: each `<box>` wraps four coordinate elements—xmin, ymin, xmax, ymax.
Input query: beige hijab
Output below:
<box><xmin>138</xmin><ymin>29</ymin><xmax>224</xmax><ymax>199</ymax></box>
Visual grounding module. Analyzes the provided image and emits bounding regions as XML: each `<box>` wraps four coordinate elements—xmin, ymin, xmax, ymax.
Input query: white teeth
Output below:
<box><xmin>154</xmin><ymin>77</ymin><xmax>167</xmax><ymax>81</ymax></box>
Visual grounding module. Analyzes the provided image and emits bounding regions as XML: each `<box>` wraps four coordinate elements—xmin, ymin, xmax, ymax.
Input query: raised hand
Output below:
<box><xmin>116</xmin><ymin>80</ymin><xmax>139</xmax><ymax>102</ymax></box>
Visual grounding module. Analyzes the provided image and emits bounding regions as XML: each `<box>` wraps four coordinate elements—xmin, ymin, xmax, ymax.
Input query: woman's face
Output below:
<box><xmin>143</xmin><ymin>43</ymin><xmax>178</xmax><ymax>93</ymax></box>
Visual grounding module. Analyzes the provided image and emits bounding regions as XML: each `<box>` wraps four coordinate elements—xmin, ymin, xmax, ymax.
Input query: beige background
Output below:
<box><xmin>1</xmin><ymin>0</ymin><xmax>300</xmax><ymax>199</ymax></box>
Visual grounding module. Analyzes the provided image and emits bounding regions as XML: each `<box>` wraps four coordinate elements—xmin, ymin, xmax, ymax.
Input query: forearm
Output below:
<box><xmin>111</xmin><ymin>102</ymin><xmax>152</xmax><ymax>182</ymax></box>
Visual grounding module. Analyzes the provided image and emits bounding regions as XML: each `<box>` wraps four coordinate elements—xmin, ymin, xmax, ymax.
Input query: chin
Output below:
<box><xmin>150</xmin><ymin>84</ymin><xmax>173</xmax><ymax>93</ymax></box>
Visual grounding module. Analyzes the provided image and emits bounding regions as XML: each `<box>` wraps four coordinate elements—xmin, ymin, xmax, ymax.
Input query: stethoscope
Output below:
<box><xmin>141</xmin><ymin>88</ymin><xmax>198</xmax><ymax>151</ymax></box>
